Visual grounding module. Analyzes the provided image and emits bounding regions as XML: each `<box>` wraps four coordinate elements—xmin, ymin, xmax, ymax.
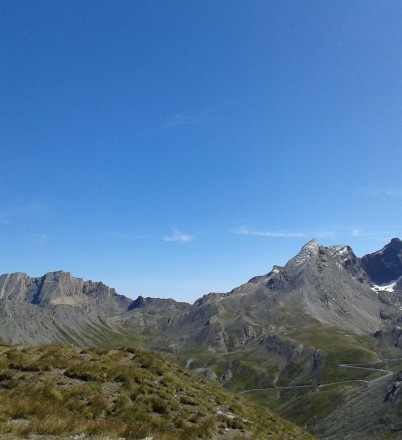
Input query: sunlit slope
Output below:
<box><xmin>0</xmin><ymin>343</ymin><xmax>314</xmax><ymax>440</ymax></box>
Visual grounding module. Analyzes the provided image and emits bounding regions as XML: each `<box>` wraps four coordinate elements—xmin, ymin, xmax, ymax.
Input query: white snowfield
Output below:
<box><xmin>370</xmin><ymin>281</ymin><xmax>397</xmax><ymax>293</ymax></box>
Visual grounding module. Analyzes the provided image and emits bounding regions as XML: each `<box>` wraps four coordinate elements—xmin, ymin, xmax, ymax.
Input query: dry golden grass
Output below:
<box><xmin>0</xmin><ymin>343</ymin><xmax>314</xmax><ymax>439</ymax></box>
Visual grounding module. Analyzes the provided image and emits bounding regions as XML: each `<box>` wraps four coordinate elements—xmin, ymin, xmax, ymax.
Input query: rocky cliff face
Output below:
<box><xmin>224</xmin><ymin>239</ymin><xmax>386</xmax><ymax>335</ymax></box>
<box><xmin>0</xmin><ymin>270</ymin><xmax>192</xmax><ymax>346</ymax></box>
<box><xmin>0</xmin><ymin>270</ymin><xmax>131</xmax><ymax>312</ymax></box>
<box><xmin>0</xmin><ymin>271</ymin><xmax>134</xmax><ymax>345</ymax></box>
<box><xmin>361</xmin><ymin>237</ymin><xmax>402</xmax><ymax>285</ymax></box>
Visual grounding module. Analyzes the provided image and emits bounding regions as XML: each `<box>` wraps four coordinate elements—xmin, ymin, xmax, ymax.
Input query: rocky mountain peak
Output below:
<box><xmin>0</xmin><ymin>270</ymin><xmax>132</xmax><ymax>313</ymax></box>
<box><xmin>283</xmin><ymin>240</ymin><xmax>320</xmax><ymax>278</ymax></box>
<box><xmin>128</xmin><ymin>295</ymin><xmax>146</xmax><ymax>309</ymax></box>
<box><xmin>361</xmin><ymin>238</ymin><xmax>402</xmax><ymax>285</ymax></box>
<box><xmin>389</xmin><ymin>237</ymin><xmax>402</xmax><ymax>248</ymax></box>
<box><xmin>283</xmin><ymin>239</ymin><xmax>320</xmax><ymax>271</ymax></box>
<box><xmin>303</xmin><ymin>238</ymin><xmax>319</xmax><ymax>250</ymax></box>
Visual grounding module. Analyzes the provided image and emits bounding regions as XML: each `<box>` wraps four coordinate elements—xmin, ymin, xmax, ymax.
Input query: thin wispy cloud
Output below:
<box><xmin>232</xmin><ymin>226</ymin><xmax>307</xmax><ymax>238</ymax></box>
<box><xmin>313</xmin><ymin>225</ymin><xmax>397</xmax><ymax>241</ymax></box>
<box><xmin>234</xmin><ymin>225</ymin><xmax>399</xmax><ymax>242</ymax></box>
<box><xmin>163</xmin><ymin>229</ymin><xmax>195</xmax><ymax>243</ymax></box>
<box><xmin>360</xmin><ymin>187</ymin><xmax>402</xmax><ymax>198</ymax></box>
<box><xmin>348</xmin><ymin>228</ymin><xmax>397</xmax><ymax>240</ymax></box>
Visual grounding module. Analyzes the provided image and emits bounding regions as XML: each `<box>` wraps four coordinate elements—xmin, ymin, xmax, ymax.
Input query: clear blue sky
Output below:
<box><xmin>1</xmin><ymin>1</ymin><xmax>402</xmax><ymax>303</ymax></box>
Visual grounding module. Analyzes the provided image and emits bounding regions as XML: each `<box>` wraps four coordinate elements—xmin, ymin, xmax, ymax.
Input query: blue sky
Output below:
<box><xmin>1</xmin><ymin>1</ymin><xmax>402</xmax><ymax>303</ymax></box>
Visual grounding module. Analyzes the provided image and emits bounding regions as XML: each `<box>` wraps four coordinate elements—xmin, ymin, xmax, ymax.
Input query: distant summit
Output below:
<box><xmin>0</xmin><ymin>270</ymin><xmax>131</xmax><ymax>310</ymax></box>
<box><xmin>361</xmin><ymin>237</ymin><xmax>402</xmax><ymax>284</ymax></box>
<box><xmin>1</xmin><ymin>238</ymin><xmax>402</xmax><ymax>346</ymax></box>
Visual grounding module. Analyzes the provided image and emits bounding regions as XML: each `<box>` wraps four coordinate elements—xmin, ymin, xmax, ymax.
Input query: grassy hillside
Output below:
<box><xmin>171</xmin><ymin>320</ymin><xmax>387</xmax><ymax>433</ymax></box>
<box><xmin>233</xmin><ymin>325</ymin><xmax>381</xmax><ymax>427</ymax></box>
<box><xmin>0</xmin><ymin>343</ymin><xmax>314</xmax><ymax>440</ymax></box>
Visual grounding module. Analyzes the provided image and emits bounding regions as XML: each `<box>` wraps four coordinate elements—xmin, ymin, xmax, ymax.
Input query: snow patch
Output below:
<box><xmin>330</xmin><ymin>245</ymin><xmax>349</xmax><ymax>255</ymax></box>
<box><xmin>370</xmin><ymin>282</ymin><xmax>397</xmax><ymax>293</ymax></box>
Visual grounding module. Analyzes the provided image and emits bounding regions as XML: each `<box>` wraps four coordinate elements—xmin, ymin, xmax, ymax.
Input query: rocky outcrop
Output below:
<box><xmin>226</xmin><ymin>240</ymin><xmax>387</xmax><ymax>335</ymax></box>
<box><xmin>361</xmin><ymin>238</ymin><xmax>402</xmax><ymax>285</ymax></box>
<box><xmin>0</xmin><ymin>270</ymin><xmax>131</xmax><ymax>313</ymax></box>
<box><xmin>0</xmin><ymin>271</ymin><xmax>191</xmax><ymax>345</ymax></box>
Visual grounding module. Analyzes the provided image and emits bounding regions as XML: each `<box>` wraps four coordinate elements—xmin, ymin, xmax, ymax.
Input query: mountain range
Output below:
<box><xmin>2</xmin><ymin>238</ymin><xmax>402</xmax><ymax>439</ymax></box>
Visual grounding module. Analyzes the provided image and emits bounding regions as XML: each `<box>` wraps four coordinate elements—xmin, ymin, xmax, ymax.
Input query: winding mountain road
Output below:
<box><xmin>239</xmin><ymin>361</ymin><xmax>394</xmax><ymax>395</ymax></box>
<box><xmin>338</xmin><ymin>363</ymin><xmax>393</xmax><ymax>384</ymax></box>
